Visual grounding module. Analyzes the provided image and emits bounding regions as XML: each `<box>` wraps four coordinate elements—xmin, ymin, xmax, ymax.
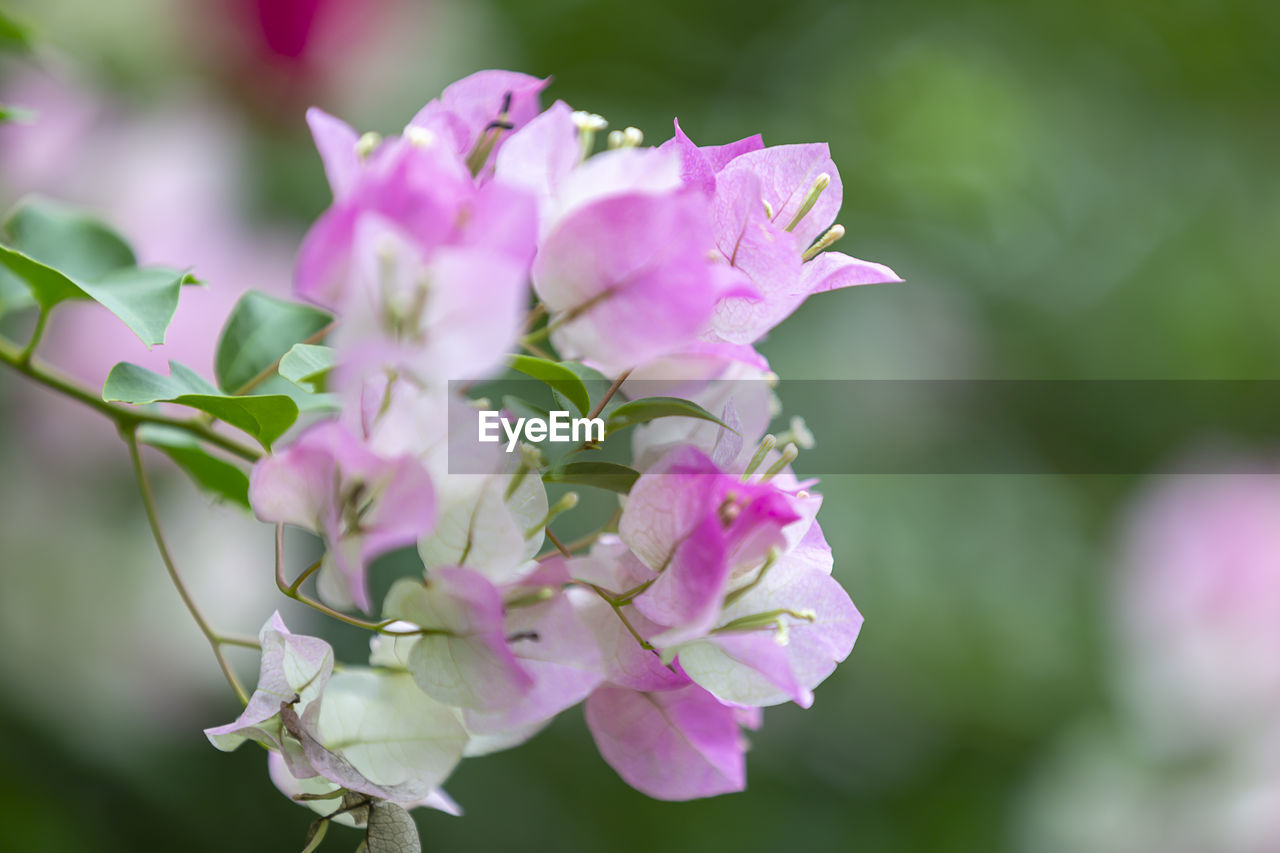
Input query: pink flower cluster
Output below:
<box><xmin>207</xmin><ymin>70</ymin><xmax>894</xmax><ymax>814</ymax></box>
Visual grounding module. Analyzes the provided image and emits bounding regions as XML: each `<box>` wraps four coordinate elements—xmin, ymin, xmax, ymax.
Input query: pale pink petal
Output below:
<box><xmin>577</xmin><ymin>596</ymin><xmax>688</xmax><ymax>692</ymax></box>
<box><xmin>306</xmin><ymin>106</ymin><xmax>360</xmax><ymax>199</ymax></box>
<box><xmin>492</xmin><ymin>100</ymin><xmax>579</xmax><ymax>227</ymax></box>
<box><xmin>205</xmin><ymin>613</ymin><xmax>333</xmax><ymax>753</ymax></box>
<box><xmin>407</xmin><ymin>70</ymin><xmax>548</xmax><ymax>158</ymax></box>
<box><xmin>618</xmin><ymin>446</ymin><xmax>723</xmax><ymax>570</ymax></box>
<box><xmin>722</xmin><ymin>143</ymin><xmax>842</xmax><ymax>249</ymax></box>
<box><xmin>464</xmin><ymin>591</ymin><xmax>604</xmax><ymax>733</ymax></box>
<box><xmin>267</xmin><ymin>744</ymin><xmax>463</xmax><ymax>823</ymax></box>
<box><xmin>798</xmin><ymin>249</ymin><xmax>901</xmax><ymax>293</ymax></box>
<box><xmin>585</xmin><ymin>684</ymin><xmax>745</xmax><ymax>800</ymax></box>
<box><xmin>280</xmin><ymin>668</ymin><xmax>468</xmax><ymax>801</ymax></box>
<box><xmin>253</xmin><ymin>421</ymin><xmax>435</xmax><ymax>613</ymax></box>
<box><xmin>634</xmin><ymin>514</ymin><xmax>730</xmax><ymax>644</ymax></box>
<box><xmin>534</xmin><ymin>192</ymin><xmax>723</xmax><ymax>375</ymax></box>
<box><xmin>677</xmin><ymin>559</ymin><xmax>862</xmax><ymax>708</ymax></box>
<box><xmin>566</xmin><ymin>535</ymin><xmax>658</xmax><ymax>596</ymax></box>
<box><xmin>552</xmin><ymin>147</ymin><xmax>683</xmax><ymax>225</ymax></box>
<box><xmin>294</xmin><ymin>202</ymin><xmax>358</xmax><ymax>309</ymax></box>
<box><xmin>659</xmin><ymin>118</ymin><xmax>764</xmax><ymax>194</ymax></box>
<box><xmin>383</xmin><ymin>570</ymin><xmax>534</xmax><ymax>710</ymax></box>
<box><xmin>249</xmin><ymin>442</ymin><xmax>335</xmax><ymax>531</ymax></box>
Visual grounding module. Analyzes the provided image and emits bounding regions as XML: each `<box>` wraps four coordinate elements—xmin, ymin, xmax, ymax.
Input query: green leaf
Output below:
<box><xmin>366</xmin><ymin>802</ymin><xmax>421</xmax><ymax>853</ymax></box>
<box><xmin>103</xmin><ymin>360</ymin><xmax>299</xmax><ymax>449</ymax></box>
<box><xmin>0</xmin><ymin>245</ymin><xmax>85</xmax><ymax>308</ymax></box>
<box><xmin>79</xmin><ymin>267</ymin><xmax>195</xmax><ymax>345</ymax></box>
<box><xmin>279</xmin><ymin>343</ymin><xmax>336</xmax><ymax>392</ymax></box>
<box><xmin>216</xmin><ymin>291</ymin><xmax>331</xmax><ymax>393</ymax></box>
<box><xmin>0</xmin><ymin>265</ymin><xmax>34</xmax><ymax>315</ymax></box>
<box><xmin>295</xmin><ymin>391</ymin><xmax>342</xmax><ymax>413</ymax></box>
<box><xmin>0</xmin><ymin>246</ymin><xmax>191</xmax><ymax>345</ymax></box>
<box><xmin>136</xmin><ymin>424</ymin><xmax>251</xmax><ymax>509</ymax></box>
<box><xmin>0</xmin><ymin>197</ymin><xmax>195</xmax><ymax>343</ymax></box>
<box><xmin>0</xmin><ymin>9</ymin><xmax>35</xmax><ymax>52</ymax></box>
<box><xmin>506</xmin><ymin>354</ymin><xmax>592</xmax><ymax>416</ymax></box>
<box><xmin>501</xmin><ymin>394</ymin><xmax>551</xmax><ymax>422</ymax></box>
<box><xmin>5</xmin><ymin>196</ymin><xmax>135</xmax><ymax>282</ymax></box>
<box><xmin>0</xmin><ymin>104</ymin><xmax>34</xmax><ymax>123</ymax></box>
<box><xmin>604</xmin><ymin>396</ymin><xmax>733</xmax><ymax>436</ymax></box>
<box><xmin>544</xmin><ymin>461</ymin><xmax>640</xmax><ymax>494</ymax></box>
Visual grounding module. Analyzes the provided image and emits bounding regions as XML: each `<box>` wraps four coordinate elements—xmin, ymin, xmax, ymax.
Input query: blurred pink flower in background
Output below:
<box><xmin>0</xmin><ymin>66</ymin><xmax>297</xmax><ymax>454</ymax></box>
<box><xmin>1020</xmin><ymin>459</ymin><xmax>1280</xmax><ymax>853</ymax></box>
<box><xmin>209</xmin><ymin>0</ymin><xmax>392</xmax><ymax>117</ymax></box>
<box><xmin>1116</xmin><ymin>466</ymin><xmax>1280</xmax><ymax>755</ymax></box>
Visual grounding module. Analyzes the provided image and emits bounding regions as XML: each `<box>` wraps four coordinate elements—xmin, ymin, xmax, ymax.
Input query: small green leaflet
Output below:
<box><xmin>103</xmin><ymin>360</ymin><xmax>298</xmax><ymax>449</ymax></box>
<box><xmin>506</xmin><ymin>354</ymin><xmax>592</xmax><ymax>416</ymax></box>
<box><xmin>216</xmin><ymin>290</ymin><xmax>331</xmax><ymax>393</ymax></box>
<box><xmin>605</xmin><ymin>396</ymin><xmax>733</xmax><ymax>436</ymax></box>
<box><xmin>279</xmin><ymin>343</ymin><xmax>335</xmax><ymax>392</ymax></box>
<box><xmin>136</xmin><ymin>424</ymin><xmax>251</xmax><ymax>509</ymax></box>
<box><xmin>544</xmin><ymin>461</ymin><xmax>640</xmax><ymax>494</ymax></box>
<box><xmin>0</xmin><ymin>104</ymin><xmax>34</xmax><ymax>123</ymax></box>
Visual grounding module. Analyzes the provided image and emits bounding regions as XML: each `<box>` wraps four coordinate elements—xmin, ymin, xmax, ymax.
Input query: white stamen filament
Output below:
<box><xmin>801</xmin><ymin>223</ymin><xmax>845</xmax><ymax>261</ymax></box>
<box><xmin>742</xmin><ymin>434</ymin><xmax>777</xmax><ymax>479</ymax></box>
<box><xmin>355</xmin><ymin>131</ymin><xmax>383</xmax><ymax>159</ymax></box>
<box><xmin>759</xmin><ymin>443</ymin><xmax>799</xmax><ymax>482</ymax></box>
<box><xmin>404</xmin><ymin>127</ymin><xmax>435</xmax><ymax>148</ymax></box>
<box><xmin>775</xmin><ymin>416</ymin><xmax>816</xmax><ymax>451</ymax></box>
<box><xmin>785</xmin><ymin>172</ymin><xmax>831</xmax><ymax>232</ymax></box>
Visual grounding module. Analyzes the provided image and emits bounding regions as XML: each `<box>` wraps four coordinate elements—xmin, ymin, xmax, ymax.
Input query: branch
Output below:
<box><xmin>0</xmin><ymin>333</ymin><xmax>261</xmax><ymax>462</ymax></box>
<box><xmin>124</xmin><ymin>427</ymin><xmax>252</xmax><ymax>705</ymax></box>
<box><xmin>272</xmin><ymin>525</ymin><xmax>397</xmax><ymax>633</ymax></box>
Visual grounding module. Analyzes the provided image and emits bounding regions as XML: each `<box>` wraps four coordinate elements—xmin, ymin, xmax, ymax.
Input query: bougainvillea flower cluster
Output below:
<box><xmin>201</xmin><ymin>68</ymin><xmax>897</xmax><ymax>835</ymax></box>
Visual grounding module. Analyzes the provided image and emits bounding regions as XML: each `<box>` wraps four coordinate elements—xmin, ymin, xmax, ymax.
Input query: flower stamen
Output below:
<box><xmin>784</xmin><ymin>172</ymin><xmax>831</xmax><ymax>232</ymax></box>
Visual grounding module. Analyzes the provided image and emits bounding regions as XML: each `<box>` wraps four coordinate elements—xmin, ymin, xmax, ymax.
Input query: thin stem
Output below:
<box><xmin>0</xmin><ymin>334</ymin><xmax>261</xmax><ymax>462</ymax></box>
<box><xmin>521</xmin><ymin>302</ymin><xmax>547</xmax><ymax>334</ymax></box>
<box><xmin>19</xmin><ymin>309</ymin><xmax>49</xmax><ymax>364</ymax></box>
<box><xmin>217</xmin><ymin>634</ymin><xmax>263</xmax><ymax>650</ymax></box>
<box><xmin>588</xmin><ymin>369</ymin><xmax>630</xmax><ymax>420</ymax></box>
<box><xmin>232</xmin><ymin>321</ymin><xmax>336</xmax><ymax>396</ymax></box>
<box><xmin>613</xmin><ymin>577</ymin><xmax>654</xmax><ymax>606</ymax></box>
<box><xmin>273</xmin><ymin>525</ymin><xmax>397</xmax><ymax>633</ymax></box>
<box><xmin>124</xmin><ymin>428</ymin><xmax>251</xmax><ymax>705</ymax></box>
<box><xmin>563</xmin><ymin>370</ymin><xmax>632</xmax><ymax>454</ymax></box>
<box><xmin>545</xmin><ymin>528</ymin><xmax>573</xmax><ymax>558</ymax></box>
<box><xmin>519</xmin><ymin>338</ymin><xmax>554</xmax><ymax>360</ymax></box>
<box><xmin>537</xmin><ymin>529</ymin><xmax>596</xmax><ymax>560</ymax></box>
<box><xmin>288</xmin><ymin>559</ymin><xmax>323</xmax><ymax>595</ymax></box>
<box><xmin>548</xmin><ymin>530</ymin><xmax>657</xmax><ymax>652</ymax></box>
<box><xmin>586</xmin><ymin>582</ymin><xmax>655</xmax><ymax>652</ymax></box>
<box><xmin>519</xmin><ymin>326</ymin><xmax>552</xmax><ymax>347</ymax></box>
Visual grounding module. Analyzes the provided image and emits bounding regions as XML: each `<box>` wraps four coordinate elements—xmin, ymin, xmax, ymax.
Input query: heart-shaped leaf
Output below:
<box><xmin>216</xmin><ymin>290</ymin><xmax>331</xmax><ymax>393</ymax></box>
<box><xmin>104</xmin><ymin>360</ymin><xmax>299</xmax><ymax>449</ymax></box>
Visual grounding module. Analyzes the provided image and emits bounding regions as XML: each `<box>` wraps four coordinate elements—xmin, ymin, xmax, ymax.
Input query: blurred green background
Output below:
<box><xmin>0</xmin><ymin>0</ymin><xmax>1277</xmax><ymax>850</ymax></box>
